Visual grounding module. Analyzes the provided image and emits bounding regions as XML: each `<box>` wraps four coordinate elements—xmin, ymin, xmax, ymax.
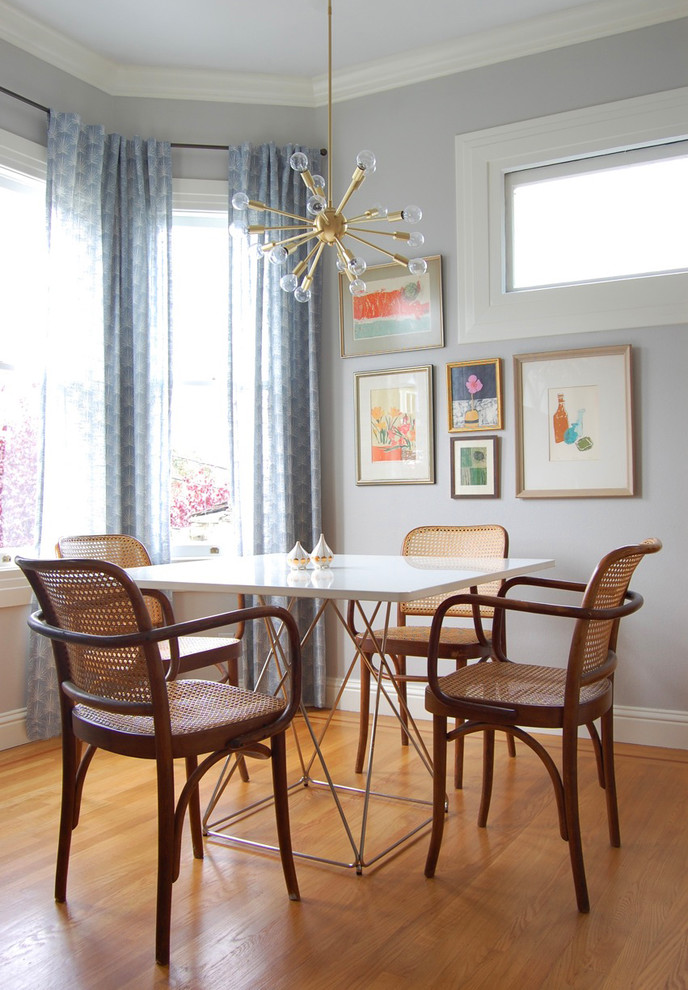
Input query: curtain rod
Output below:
<box><xmin>0</xmin><ymin>85</ymin><xmax>327</xmax><ymax>154</ymax></box>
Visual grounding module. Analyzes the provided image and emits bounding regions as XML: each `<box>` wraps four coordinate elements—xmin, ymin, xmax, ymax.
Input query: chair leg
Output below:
<box><xmin>424</xmin><ymin>714</ymin><xmax>448</xmax><ymax>878</ymax></box>
<box><xmin>270</xmin><ymin>732</ymin><xmax>300</xmax><ymax>901</ymax></box>
<box><xmin>601</xmin><ymin>708</ymin><xmax>621</xmax><ymax>847</ymax></box>
<box><xmin>453</xmin><ymin>721</ymin><xmax>465</xmax><ymax>789</ymax></box>
<box><xmin>395</xmin><ymin>656</ymin><xmax>410</xmax><ymax>747</ymax></box>
<box><xmin>477</xmin><ymin>729</ymin><xmax>495</xmax><ymax>828</ymax></box>
<box><xmin>185</xmin><ymin>756</ymin><xmax>204</xmax><ymax>860</ymax></box>
<box><xmin>55</xmin><ymin>727</ymin><xmax>79</xmax><ymax>903</ymax></box>
<box><xmin>506</xmin><ymin>732</ymin><xmax>517</xmax><ymax>758</ymax></box>
<box><xmin>355</xmin><ymin>652</ymin><xmax>371</xmax><ymax>774</ymax></box>
<box><xmin>222</xmin><ymin>658</ymin><xmax>250</xmax><ymax>783</ymax></box>
<box><xmin>562</xmin><ymin>730</ymin><xmax>590</xmax><ymax>913</ymax></box>
<box><xmin>154</xmin><ymin>759</ymin><xmax>177</xmax><ymax>966</ymax></box>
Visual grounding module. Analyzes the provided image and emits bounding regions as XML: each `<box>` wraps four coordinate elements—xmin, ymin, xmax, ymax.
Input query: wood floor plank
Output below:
<box><xmin>0</xmin><ymin>715</ymin><xmax>686</xmax><ymax>989</ymax></box>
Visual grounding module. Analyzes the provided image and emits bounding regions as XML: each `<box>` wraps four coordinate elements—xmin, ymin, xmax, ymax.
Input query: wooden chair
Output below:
<box><xmin>17</xmin><ymin>555</ymin><xmax>302</xmax><ymax>966</ymax></box>
<box><xmin>56</xmin><ymin>533</ymin><xmax>245</xmax><ymax>686</ymax></box>
<box><xmin>424</xmin><ymin>538</ymin><xmax>662</xmax><ymax>913</ymax></box>
<box><xmin>348</xmin><ymin>524</ymin><xmax>509</xmax><ymax>787</ymax></box>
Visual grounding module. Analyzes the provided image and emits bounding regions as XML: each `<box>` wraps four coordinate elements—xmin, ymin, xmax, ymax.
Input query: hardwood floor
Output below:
<box><xmin>1</xmin><ymin>712</ymin><xmax>686</xmax><ymax>989</ymax></box>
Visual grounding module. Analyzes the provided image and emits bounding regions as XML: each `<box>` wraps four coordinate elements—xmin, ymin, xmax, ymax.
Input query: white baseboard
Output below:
<box><xmin>327</xmin><ymin>677</ymin><xmax>688</xmax><ymax>751</ymax></box>
<box><xmin>3</xmin><ymin>689</ymin><xmax>686</xmax><ymax>753</ymax></box>
<box><xmin>0</xmin><ymin>708</ymin><xmax>29</xmax><ymax>750</ymax></box>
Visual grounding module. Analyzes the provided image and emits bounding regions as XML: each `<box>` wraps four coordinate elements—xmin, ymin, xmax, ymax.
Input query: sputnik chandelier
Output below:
<box><xmin>230</xmin><ymin>0</ymin><xmax>426</xmax><ymax>303</ymax></box>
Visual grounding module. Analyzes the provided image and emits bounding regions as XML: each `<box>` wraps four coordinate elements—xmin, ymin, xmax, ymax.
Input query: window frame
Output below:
<box><xmin>0</xmin><ymin>128</ymin><xmax>46</xmax><ymax>598</ymax></box>
<box><xmin>455</xmin><ymin>87</ymin><xmax>688</xmax><ymax>342</ymax></box>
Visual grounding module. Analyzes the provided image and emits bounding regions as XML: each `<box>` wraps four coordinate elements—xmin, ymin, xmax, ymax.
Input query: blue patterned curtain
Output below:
<box><xmin>25</xmin><ymin>111</ymin><xmax>173</xmax><ymax>739</ymax></box>
<box><xmin>228</xmin><ymin>143</ymin><xmax>325</xmax><ymax>707</ymax></box>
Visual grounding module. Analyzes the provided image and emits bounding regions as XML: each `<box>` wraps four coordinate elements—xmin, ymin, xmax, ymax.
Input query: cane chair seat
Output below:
<box><xmin>423</xmin><ymin>538</ymin><xmax>661</xmax><ymax>914</ymax></box>
<box><xmin>17</xmin><ymin>555</ymin><xmax>303</xmax><ymax>966</ymax></box>
<box><xmin>426</xmin><ymin>663</ymin><xmax>611</xmax><ymax>722</ymax></box>
<box><xmin>350</xmin><ymin>524</ymin><xmax>509</xmax><ymax>787</ymax></box>
<box><xmin>75</xmin><ymin>679</ymin><xmax>287</xmax><ymax>754</ymax></box>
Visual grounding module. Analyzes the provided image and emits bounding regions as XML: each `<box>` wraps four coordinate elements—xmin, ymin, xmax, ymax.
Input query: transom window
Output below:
<box><xmin>506</xmin><ymin>142</ymin><xmax>688</xmax><ymax>291</ymax></box>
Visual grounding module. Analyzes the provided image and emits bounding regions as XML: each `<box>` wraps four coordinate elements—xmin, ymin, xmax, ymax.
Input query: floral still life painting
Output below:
<box><xmin>370</xmin><ymin>393</ymin><xmax>417</xmax><ymax>462</ymax></box>
<box><xmin>354</xmin><ymin>365</ymin><xmax>434</xmax><ymax>485</ymax></box>
<box><xmin>447</xmin><ymin>359</ymin><xmax>503</xmax><ymax>432</ymax></box>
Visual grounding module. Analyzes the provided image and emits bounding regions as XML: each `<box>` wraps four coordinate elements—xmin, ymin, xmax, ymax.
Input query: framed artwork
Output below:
<box><xmin>447</xmin><ymin>358</ymin><xmax>503</xmax><ymax>432</ymax></box>
<box><xmin>514</xmin><ymin>344</ymin><xmax>634</xmax><ymax>498</ymax></box>
<box><xmin>450</xmin><ymin>436</ymin><xmax>499</xmax><ymax>498</ymax></box>
<box><xmin>340</xmin><ymin>256</ymin><xmax>443</xmax><ymax>358</ymax></box>
<box><xmin>354</xmin><ymin>365</ymin><xmax>434</xmax><ymax>485</ymax></box>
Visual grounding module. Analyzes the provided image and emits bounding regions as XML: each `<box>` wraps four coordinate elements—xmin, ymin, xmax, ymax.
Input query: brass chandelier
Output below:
<box><xmin>230</xmin><ymin>0</ymin><xmax>426</xmax><ymax>303</ymax></box>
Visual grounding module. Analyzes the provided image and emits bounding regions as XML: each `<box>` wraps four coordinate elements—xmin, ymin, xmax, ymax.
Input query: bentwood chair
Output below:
<box><xmin>56</xmin><ymin>534</ymin><xmax>245</xmax><ymax>686</ymax></box>
<box><xmin>424</xmin><ymin>538</ymin><xmax>661</xmax><ymax>913</ymax></box>
<box><xmin>17</xmin><ymin>556</ymin><xmax>302</xmax><ymax>966</ymax></box>
<box><xmin>348</xmin><ymin>524</ymin><xmax>509</xmax><ymax>787</ymax></box>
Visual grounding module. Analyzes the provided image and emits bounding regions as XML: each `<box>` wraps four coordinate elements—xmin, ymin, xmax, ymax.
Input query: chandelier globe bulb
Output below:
<box><xmin>307</xmin><ymin>195</ymin><xmax>327</xmax><ymax>216</ymax></box>
<box><xmin>290</xmin><ymin>152</ymin><xmax>310</xmax><ymax>173</ymax></box>
<box><xmin>349</xmin><ymin>257</ymin><xmax>367</xmax><ymax>276</ymax></box>
<box><xmin>401</xmin><ymin>205</ymin><xmax>422</xmax><ymax>224</ymax></box>
<box><xmin>356</xmin><ymin>150</ymin><xmax>376</xmax><ymax>173</ymax></box>
<box><xmin>408</xmin><ymin>258</ymin><xmax>428</xmax><ymax>276</ymax></box>
<box><xmin>269</xmin><ymin>245</ymin><xmax>288</xmax><ymax>266</ymax></box>
<box><xmin>294</xmin><ymin>286</ymin><xmax>312</xmax><ymax>303</ymax></box>
<box><xmin>349</xmin><ymin>278</ymin><xmax>367</xmax><ymax>297</ymax></box>
<box><xmin>231</xmin><ymin>191</ymin><xmax>249</xmax><ymax>211</ymax></box>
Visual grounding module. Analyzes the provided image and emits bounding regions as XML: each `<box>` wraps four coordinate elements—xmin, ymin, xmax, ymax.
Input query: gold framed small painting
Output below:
<box><xmin>447</xmin><ymin>358</ymin><xmax>503</xmax><ymax>432</ymax></box>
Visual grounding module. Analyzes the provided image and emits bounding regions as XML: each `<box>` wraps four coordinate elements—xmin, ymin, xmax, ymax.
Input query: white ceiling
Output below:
<box><xmin>1</xmin><ymin>0</ymin><xmax>685</xmax><ymax>104</ymax></box>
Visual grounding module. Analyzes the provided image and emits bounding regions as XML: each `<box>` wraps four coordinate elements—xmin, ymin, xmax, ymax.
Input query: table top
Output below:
<box><xmin>128</xmin><ymin>552</ymin><xmax>554</xmax><ymax>604</ymax></box>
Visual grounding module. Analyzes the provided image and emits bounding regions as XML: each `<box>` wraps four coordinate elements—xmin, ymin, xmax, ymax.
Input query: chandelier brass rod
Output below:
<box><xmin>347</xmin><ymin>226</ymin><xmax>409</xmax><ymax>239</ymax></box>
<box><xmin>268</xmin><ymin>231</ymin><xmax>320</xmax><ymax>253</ymax></box>
<box><xmin>328</xmin><ymin>1</ymin><xmax>333</xmax><ymax>208</ymax></box>
<box><xmin>258</xmin><ymin>205</ymin><xmax>313</xmax><ymax>224</ymax></box>
<box><xmin>249</xmin><ymin>224</ymin><xmax>311</xmax><ymax>234</ymax></box>
<box><xmin>346</xmin><ymin>232</ymin><xmax>409</xmax><ymax>265</ymax></box>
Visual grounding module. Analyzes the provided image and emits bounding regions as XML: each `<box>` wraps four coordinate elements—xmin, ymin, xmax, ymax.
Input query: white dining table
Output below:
<box><xmin>128</xmin><ymin>551</ymin><xmax>554</xmax><ymax>870</ymax></box>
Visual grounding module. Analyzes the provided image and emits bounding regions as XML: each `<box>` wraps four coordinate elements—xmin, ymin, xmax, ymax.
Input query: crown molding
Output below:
<box><xmin>1</xmin><ymin>0</ymin><xmax>686</xmax><ymax>107</ymax></box>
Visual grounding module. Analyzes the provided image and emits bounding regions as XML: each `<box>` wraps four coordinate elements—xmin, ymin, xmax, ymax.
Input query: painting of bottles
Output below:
<box><xmin>548</xmin><ymin>386</ymin><xmax>600</xmax><ymax>461</ymax></box>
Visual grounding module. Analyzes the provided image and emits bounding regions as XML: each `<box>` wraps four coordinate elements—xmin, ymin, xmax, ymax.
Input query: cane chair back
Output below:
<box><xmin>400</xmin><ymin>524</ymin><xmax>508</xmax><ymax>621</ymax></box>
<box><xmin>17</xmin><ymin>555</ymin><xmax>302</xmax><ymax>965</ymax></box>
<box><xmin>424</xmin><ymin>538</ymin><xmax>661</xmax><ymax>914</ymax></box>
<box><xmin>55</xmin><ymin>533</ymin><xmax>244</xmax><ymax>683</ymax></box>
<box><xmin>350</xmin><ymin>524</ymin><xmax>509</xmax><ymax>788</ymax></box>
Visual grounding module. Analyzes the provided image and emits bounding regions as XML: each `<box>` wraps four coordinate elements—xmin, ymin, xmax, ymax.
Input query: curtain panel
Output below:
<box><xmin>228</xmin><ymin>143</ymin><xmax>326</xmax><ymax>707</ymax></box>
<box><xmin>25</xmin><ymin>111</ymin><xmax>173</xmax><ymax>740</ymax></box>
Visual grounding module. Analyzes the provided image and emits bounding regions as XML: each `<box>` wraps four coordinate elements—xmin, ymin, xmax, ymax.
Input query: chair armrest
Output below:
<box><xmin>498</xmin><ymin>574</ymin><xmax>588</xmax><ymax>597</ymax></box>
<box><xmin>28</xmin><ymin>603</ymin><xmax>303</xmax><ymax>730</ymax></box>
<box><xmin>425</xmin><ymin>587</ymin><xmax>644</xmax><ymax>690</ymax></box>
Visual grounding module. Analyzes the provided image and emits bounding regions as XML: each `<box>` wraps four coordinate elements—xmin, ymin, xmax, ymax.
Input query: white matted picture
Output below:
<box><xmin>514</xmin><ymin>344</ymin><xmax>634</xmax><ymax>498</ymax></box>
<box><xmin>450</xmin><ymin>436</ymin><xmax>499</xmax><ymax>498</ymax></box>
<box><xmin>354</xmin><ymin>365</ymin><xmax>434</xmax><ymax>485</ymax></box>
<box><xmin>340</xmin><ymin>256</ymin><xmax>443</xmax><ymax>358</ymax></box>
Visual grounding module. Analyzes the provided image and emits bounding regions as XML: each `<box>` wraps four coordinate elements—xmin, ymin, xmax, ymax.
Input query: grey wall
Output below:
<box><xmin>319</xmin><ymin>21</ymin><xmax>688</xmax><ymax>716</ymax></box>
<box><xmin>1</xmin><ymin>19</ymin><xmax>686</xmax><ymax>727</ymax></box>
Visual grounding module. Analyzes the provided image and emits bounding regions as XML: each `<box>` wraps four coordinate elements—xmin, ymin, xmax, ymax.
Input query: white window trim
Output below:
<box><xmin>456</xmin><ymin>87</ymin><xmax>688</xmax><ymax>343</ymax></box>
<box><xmin>172</xmin><ymin>177</ymin><xmax>227</xmax><ymax>213</ymax></box>
<box><xmin>0</xmin><ymin>126</ymin><xmax>46</xmax><ymax>179</ymax></box>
